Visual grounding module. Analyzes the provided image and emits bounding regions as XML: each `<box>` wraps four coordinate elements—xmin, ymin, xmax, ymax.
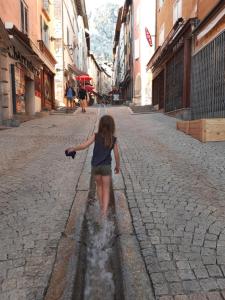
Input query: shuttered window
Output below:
<box><xmin>173</xmin><ymin>0</ymin><xmax>182</xmax><ymax>24</ymax></box>
<box><xmin>21</xmin><ymin>0</ymin><xmax>28</xmax><ymax>34</ymax></box>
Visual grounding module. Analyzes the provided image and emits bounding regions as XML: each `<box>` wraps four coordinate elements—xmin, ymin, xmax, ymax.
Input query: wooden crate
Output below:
<box><xmin>188</xmin><ymin>119</ymin><xmax>204</xmax><ymax>141</ymax></box>
<box><xmin>189</xmin><ymin>118</ymin><xmax>225</xmax><ymax>142</ymax></box>
<box><xmin>176</xmin><ymin>120</ymin><xmax>190</xmax><ymax>134</ymax></box>
<box><xmin>204</xmin><ymin>118</ymin><xmax>225</xmax><ymax>142</ymax></box>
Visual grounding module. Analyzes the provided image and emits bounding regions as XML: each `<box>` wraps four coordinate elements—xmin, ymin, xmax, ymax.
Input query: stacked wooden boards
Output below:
<box><xmin>176</xmin><ymin>118</ymin><xmax>225</xmax><ymax>142</ymax></box>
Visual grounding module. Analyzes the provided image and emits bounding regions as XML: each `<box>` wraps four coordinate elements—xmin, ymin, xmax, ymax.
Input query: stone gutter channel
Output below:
<box><xmin>44</xmin><ymin>121</ymin><xmax>154</xmax><ymax>300</ymax></box>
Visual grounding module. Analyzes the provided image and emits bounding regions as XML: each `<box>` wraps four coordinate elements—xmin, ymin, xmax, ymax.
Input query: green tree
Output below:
<box><xmin>89</xmin><ymin>3</ymin><xmax>120</xmax><ymax>62</ymax></box>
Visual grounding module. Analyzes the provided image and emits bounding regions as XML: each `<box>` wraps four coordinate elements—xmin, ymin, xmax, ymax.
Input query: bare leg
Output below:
<box><xmin>95</xmin><ymin>175</ymin><xmax>103</xmax><ymax>210</ymax></box>
<box><xmin>82</xmin><ymin>100</ymin><xmax>85</xmax><ymax>112</ymax></box>
<box><xmin>102</xmin><ymin>176</ymin><xmax>111</xmax><ymax>216</ymax></box>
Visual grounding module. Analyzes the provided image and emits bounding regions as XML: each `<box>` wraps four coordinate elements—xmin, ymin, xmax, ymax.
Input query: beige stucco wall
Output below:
<box><xmin>156</xmin><ymin>0</ymin><xmax>221</xmax><ymax>49</ymax></box>
<box><xmin>1</xmin><ymin>0</ymin><xmax>55</xmax><ymax>53</ymax></box>
<box><xmin>156</xmin><ymin>0</ymin><xmax>198</xmax><ymax>48</ymax></box>
<box><xmin>198</xmin><ymin>0</ymin><xmax>221</xmax><ymax>20</ymax></box>
<box><xmin>1</xmin><ymin>0</ymin><xmax>39</xmax><ymax>48</ymax></box>
<box><xmin>88</xmin><ymin>56</ymin><xmax>99</xmax><ymax>93</ymax></box>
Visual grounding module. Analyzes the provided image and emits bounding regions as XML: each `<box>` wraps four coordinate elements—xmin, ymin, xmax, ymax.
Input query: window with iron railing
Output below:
<box><xmin>21</xmin><ymin>0</ymin><xmax>28</xmax><ymax>34</ymax></box>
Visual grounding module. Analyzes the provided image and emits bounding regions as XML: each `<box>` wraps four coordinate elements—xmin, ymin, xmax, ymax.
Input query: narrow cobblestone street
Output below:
<box><xmin>0</xmin><ymin>109</ymin><xmax>98</xmax><ymax>300</ymax></box>
<box><xmin>1</xmin><ymin>107</ymin><xmax>225</xmax><ymax>300</ymax></box>
<box><xmin>110</xmin><ymin>107</ymin><xmax>225</xmax><ymax>300</ymax></box>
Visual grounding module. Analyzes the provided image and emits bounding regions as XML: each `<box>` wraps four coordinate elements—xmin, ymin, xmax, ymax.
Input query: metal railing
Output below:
<box><xmin>165</xmin><ymin>48</ymin><xmax>184</xmax><ymax>112</ymax></box>
<box><xmin>191</xmin><ymin>30</ymin><xmax>225</xmax><ymax>119</ymax></box>
<box><xmin>152</xmin><ymin>70</ymin><xmax>164</xmax><ymax>109</ymax></box>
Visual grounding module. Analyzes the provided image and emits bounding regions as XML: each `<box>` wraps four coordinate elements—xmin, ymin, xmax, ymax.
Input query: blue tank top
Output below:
<box><xmin>66</xmin><ymin>87</ymin><xmax>73</xmax><ymax>98</ymax></box>
<box><xmin>91</xmin><ymin>133</ymin><xmax>117</xmax><ymax>167</ymax></box>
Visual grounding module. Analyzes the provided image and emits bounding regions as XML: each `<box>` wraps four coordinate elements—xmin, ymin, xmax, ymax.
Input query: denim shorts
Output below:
<box><xmin>92</xmin><ymin>165</ymin><xmax>112</xmax><ymax>176</ymax></box>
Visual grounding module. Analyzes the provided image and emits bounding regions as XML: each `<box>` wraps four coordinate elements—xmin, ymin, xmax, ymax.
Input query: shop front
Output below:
<box><xmin>40</xmin><ymin>66</ymin><xmax>55</xmax><ymax>110</ymax></box>
<box><xmin>34</xmin><ymin>40</ymin><xmax>56</xmax><ymax>111</ymax></box>
<box><xmin>119</xmin><ymin>71</ymin><xmax>132</xmax><ymax>102</ymax></box>
<box><xmin>148</xmin><ymin>19</ymin><xmax>195</xmax><ymax>118</ymax></box>
<box><xmin>0</xmin><ymin>19</ymin><xmax>11</xmax><ymax>125</ymax></box>
<box><xmin>7</xmin><ymin>26</ymin><xmax>41</xmax><ymax>118</ymax></box>
<box><xmin>34</xmin><ymin>67</ymin><xmax>55</xmax><ymax>113</ymax></box>
<box><xmin>191</xmin><ymin>1</ymin><xmax>225</xmax><ymax>119</ymax></box>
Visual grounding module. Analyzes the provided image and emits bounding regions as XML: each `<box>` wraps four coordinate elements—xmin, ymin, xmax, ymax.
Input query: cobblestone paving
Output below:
<box><xmin>0</xmin><ymin>109</ymin><xmax>97</xmax><ymax>300</ymax></box>
<box><xmin>110</xmin><ymin>107</ymin><xmax>225</xmax><ymax>300</ymax></box>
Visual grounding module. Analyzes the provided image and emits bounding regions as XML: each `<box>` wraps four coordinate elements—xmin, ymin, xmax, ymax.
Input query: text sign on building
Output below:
<box><xmin>145</xmin><ymin>28</ymin><xmax>153</xmax><ymax>47</ymax></box>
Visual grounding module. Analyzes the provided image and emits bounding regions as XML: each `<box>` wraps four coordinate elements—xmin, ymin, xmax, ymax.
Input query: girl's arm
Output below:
<box><xmin>113</xmin><ymin>143</ymin><xmax>120</xmax><ymax>174</ymax></box>
<box><xmin>66</xmin><ymin>134</ymin><xmax>95</xmax><ymax>152</ymax></box>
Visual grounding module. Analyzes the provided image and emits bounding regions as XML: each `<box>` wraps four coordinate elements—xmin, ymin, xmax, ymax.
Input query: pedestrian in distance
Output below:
<box><xmin>78</xmin><ymin>85</ymin><xmax>87</xmax><ymax>113</ymax></box>
<box><xmin>65</xmin><ymin>115</ymin><xmax>120</xmax><ymax>216</ymax></box>
<box><xmin>65</xmin><ymin>84</ymin><xmax>76</xmax><ymax>109</ymax></box>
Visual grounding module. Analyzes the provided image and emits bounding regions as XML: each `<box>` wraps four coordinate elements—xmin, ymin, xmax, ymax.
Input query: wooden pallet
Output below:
<box><xmin>177</xmin><ymin>118</ymin><xmax>225</xmax><ymax>142</ymax></box>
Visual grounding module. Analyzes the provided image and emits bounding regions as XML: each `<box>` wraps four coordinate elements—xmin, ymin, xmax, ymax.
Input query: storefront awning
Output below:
<box><xmin>68</xmin><ymin>64</ymin><xmax>89</xmax><ymax>76</ymax></box>
<box><xmin>31</xmin><ymin>40</ymin><xmax>56</xmax><ymax>74</ymax></box>
<box><xmin>0</xmin><ymin>18</ymin><xmax>11</xmax><ymax>48</ymax></box>
<box><xmin>8</xmin><ymin>25</ymin><xmax>56</xmax><ymax>75</ymax></box>
<box><xmin>7</xmin><ymin>25</ymin><xmax>42</xmax><ymax>73</ymax></box>
<box><xmin>147</xmin><ymin>18</ymin><xmax>196</xmax><ymax>71</ymax></box>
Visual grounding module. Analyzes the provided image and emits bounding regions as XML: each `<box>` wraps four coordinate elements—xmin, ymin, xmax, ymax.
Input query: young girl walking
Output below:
<box><xmin>66</xmin><ymin>115</ymin><xmax>120</xmax><ymax>216</ymax></box>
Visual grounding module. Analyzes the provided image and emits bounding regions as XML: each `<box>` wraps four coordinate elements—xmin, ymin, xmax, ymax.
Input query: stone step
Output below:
<box><xmin>130</xmin><ymin>105</ymin><xmax>157</xmax><ymax>113</ymax></box>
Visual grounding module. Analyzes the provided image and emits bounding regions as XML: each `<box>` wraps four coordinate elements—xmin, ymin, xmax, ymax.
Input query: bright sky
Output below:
<box><xmin>86</xmin><ymin>0</ymin><xmax>123</xmax><ymax>13</ymax></box>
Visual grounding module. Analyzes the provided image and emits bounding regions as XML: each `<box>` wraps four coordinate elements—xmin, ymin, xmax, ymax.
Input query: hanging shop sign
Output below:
<box><xmin>145</xmin><ymin>27</ymin><xmax>153</xmax><ymax>47</ymax></box>
<box><xmin>8</xmin><ymin>45</ymin><xmax>39</xmax><ymax>75</ymax></box>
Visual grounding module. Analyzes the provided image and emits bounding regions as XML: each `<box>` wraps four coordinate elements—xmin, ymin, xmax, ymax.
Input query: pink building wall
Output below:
<box><xmin>0</xmin><ymin>0</ymin><xmax>41</xmax><ymax>47</ymax></box>
<box><xmin>133</xmin><ymin>0</ymin><xmax>141</xmax><ymax>103</ymax></box>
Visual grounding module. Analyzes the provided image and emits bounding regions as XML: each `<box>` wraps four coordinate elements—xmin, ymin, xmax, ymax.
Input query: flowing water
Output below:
<box><xmin>73</xmin><ymin>197</ymin><xmax>124</xmax><ymax>300</ymax></box>
<box><xmin>84</xmin><ymin>201</ymin><xmax>115</xmax><ymax>300</ymax></box>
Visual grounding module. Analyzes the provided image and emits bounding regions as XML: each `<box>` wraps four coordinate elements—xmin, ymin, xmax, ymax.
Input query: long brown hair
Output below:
<box><xmin>98</xmin><ymin>115</ymin><xmax>115</xmax><ymax>148</ymax></box>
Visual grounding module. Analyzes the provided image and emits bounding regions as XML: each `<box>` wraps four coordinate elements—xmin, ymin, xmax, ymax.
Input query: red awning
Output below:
<box><xmin>76</xmin><ymin>75</ymin><xmax>92</xmax><ymax>81</ymax></box>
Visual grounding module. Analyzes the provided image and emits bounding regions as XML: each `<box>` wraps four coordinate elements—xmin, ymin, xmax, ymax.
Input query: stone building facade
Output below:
<box><xmin>53</xmin><ymin>0</ymin><xmax>89</xmax><ymax>107</ymax></box>
<box><xmin>113</xmin><ymin>0</ymin><xmax>156</xmax><ymax>105</ymax></box>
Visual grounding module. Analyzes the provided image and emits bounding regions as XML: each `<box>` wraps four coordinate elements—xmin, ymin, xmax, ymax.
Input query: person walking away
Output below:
<box><xmin>65</xmin><ymin>115</ymin><xmax>120</xmax><ymax>216</ymax></box>
<box><xmin>78</xmin><ymin>86</ymin><xmax>87</xmax><ymax>113</ymax></box>
<box><xmin>65</xmin><ymin>84</ymin><xmax>76</xmax><ymax>109</ymax></box>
